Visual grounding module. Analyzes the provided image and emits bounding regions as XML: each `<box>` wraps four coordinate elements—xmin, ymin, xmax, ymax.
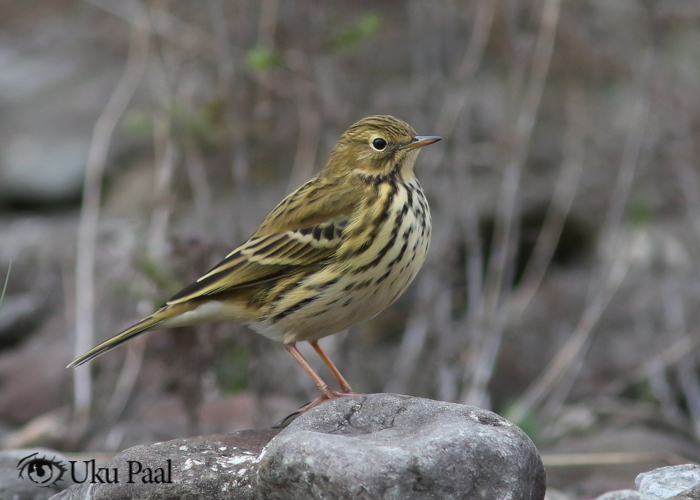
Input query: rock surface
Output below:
<box><xmin>48</xmin><ymin>394</ymin><xmax>545</xmax><ymax>499</ymax></box>
<box><xmin>592</xmin><ymin>464</ymin><xmax>700</xmax><ymax>500</ymax></box>
<box><xmin>49</xmin><ymin>429</ymin><xmax>276</xmax><ymax>500</ymax></box>
<box><xmin>636</xmin><ymin>465</ymin><xmax>700</xmax><ymax>500</ymax></box>
<box><xmin>594</xmin><ymin>491</ymin><xmax>648</xmax><ymax>500</ymax></box>
<box><xmin>257</xmin><ymin>394</ymin><xmax>546</xmax><ymax>500</ymax></box>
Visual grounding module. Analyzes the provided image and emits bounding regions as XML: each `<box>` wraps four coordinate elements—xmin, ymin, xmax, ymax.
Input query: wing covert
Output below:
<box><xmin>166</xmin><ymin>176</ymin><xmax>360</xmax><ymax>305</ymax></box>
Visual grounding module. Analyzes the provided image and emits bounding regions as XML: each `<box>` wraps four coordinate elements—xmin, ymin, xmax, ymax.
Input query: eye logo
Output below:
<box><xmin>17</xmin><ymin>453</ymin><xmax>67</xmax><ymax>488</ymax></box>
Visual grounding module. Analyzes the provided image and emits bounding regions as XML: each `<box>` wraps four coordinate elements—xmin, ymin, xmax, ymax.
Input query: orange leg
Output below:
<box><xmin>284</xmin><ymin>343</ymin><xmax>348</xmax><ymax>399</ymax></box>
<box><xmin>309</xmin><ymin>340</ymin><xmax>354</xmax><ymax>394</ymax></box>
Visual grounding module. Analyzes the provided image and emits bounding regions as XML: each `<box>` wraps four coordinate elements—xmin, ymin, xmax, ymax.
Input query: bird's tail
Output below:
<box><xmin>67</xmin><ymin>313</ymin><xmax>164</xmax><ymax>368</ymax></box>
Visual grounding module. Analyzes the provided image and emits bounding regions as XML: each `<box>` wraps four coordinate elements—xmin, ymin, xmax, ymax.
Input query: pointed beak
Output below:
<box><xmin>406</xmin><ymin>135</ymin><xmax>442</xmax><ymax>150</ymax></box>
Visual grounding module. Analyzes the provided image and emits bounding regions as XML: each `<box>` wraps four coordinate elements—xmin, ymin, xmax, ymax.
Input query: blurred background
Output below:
<box><xmin>2</xmin><ymin>0</ymin><xmax>700</xmax><ymax>497</ymax></box>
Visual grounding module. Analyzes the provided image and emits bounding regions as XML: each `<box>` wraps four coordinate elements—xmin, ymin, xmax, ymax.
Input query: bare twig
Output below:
<box><xmin>602</xmin><ymin>325</ymin><xmax>700</xmax><ymax>398</ymax></box>
<box><xmin>286</xmin><ymin>52</ymin><xmax>321</xmax><ymax>192</ymax></box>
<box><xmin>257</xmin><ymin>0</ymin><xmax>279</xmax><ymax>49</ymax></box>
<box><xmin>509</xmin><ymin>88</ymin><xmax>587</xmax><ymax>322</ymax></box>
<box><xmin>147</xmin><ymin>115</ymin><xmax>177</xmax><ymax>259</ymax></box>
<box><xmin>595</xmin><ymin>49</ymin><xmax>654</xmax><ymax>276</ymax></box>
<box><xmin>541</xmin><ymin>451</ymin><xmax>692</xmax><ymax>467</ymax></box>
<box><xmin>482</xmin><ymin>0</ymin><xmax>562</xmax><ymax>315</ymax></box>
<box><xmin>105</xmin><ymin>340</ymin><xmax>146</xmax><ymax>421</ymax></box>
<box><xmin>0</xmin><ymin>260</ymin><xmax>11</xmax><ymax>312</ymax></box>
<box><xmin>506</xmin><ymin>234</ymin><xmax>641</xmax><ymax>423</ymax></box>
<box><xmin>252</xmin><ymin>0</ymin><xmax>279</xmax><ymax>118</ymax></box>
<box><xmin>87</xmin><ymin>0</ymin><xmax>216</xmax><ymax>58</ymax></box>
<box><xmin>385</xmin><ymin>274</ymin><xmax>439</xmax><ymax>394</ymax></box>
<box><xmin>505</xmin><ymin>47</ymin><xmax>656</xmax><ymax>422</ymax></box>
<box><xmin>464</xmin><ymin>0</ymin><xmax>562</xmax><ymax>407</ymax></box>
<box><xmin>73</xmin><ymin>8</ymin><xmax>150</xmax><ymax>423</ymax></box>
<box><xmin>432</xmin><ymin>0</ymin><xmax>497</xmax><ymax>156</ymax></box>
<box><xmin>207</xmin><ymin>0</ymin><xmax>236</xmax><ymax>91</ymax></box>
<box><xmin>660</xmin><ymin>278</ymin><xmax>700</xmax><ymax>436</ymax></box>
<box><xmin>184</xmin><ymin>145</ymin><xmax>214</xmax><ymax>226</ymax></box>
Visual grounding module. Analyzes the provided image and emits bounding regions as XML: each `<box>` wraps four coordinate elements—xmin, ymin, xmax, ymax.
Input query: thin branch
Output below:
<box><xmin>105</xmin><ymin>340</ymin><xmax>146</xmax><ymax>421</ymax></box>
<box><xmin>482</xmin><ymin>0</ymin><xmax>562</xmax><ymax>316</ymax></box>
<box><xmin>660</xmin><ymin>278</ymin><xmax>700</xmax><ymax>436</ymax></box>
<box><xmin>508</xmin><ymin>88</ymin><xmax>587</xmax><ymax>322</ymax></box>
<box><xmin>147</xmin><ymin>115</ymin><xmax>177</xmax><ymax>259</ymax></box>
<box><xmin>257</xmin><ymin>0</ymin><xmax>279</xmax><ymax>48</ymax></box>
<box><xmin>506</xmin><ymin>233</ymin><xmax>642</xmax><ymax>423</ymax></box>
<box><xmin>385</xmin><ymin>275</ymin><xmax>439</xmax><ymax>395</ymax></box>
<box><xmin>73</xmin><ymin>8</ymin><xmax>150</xmax><ymax>422</ymax></box>
<box><xmin>602</xmin><ymin>328</ymin><xmax>700</xmax><ymax>397</ymax></box>
<box><xmin>0</xmin><ymin>260</ymin><xmax>11</xmax><ymax>312</ymax></box>
<box><xmin>594</xmin><ymin>49</ymin><xmax>654</xmax><ymax>276</ymax></box>
<box><xmin>433</xmin><ymin>0</ymin><xmax>497</xmax><ymax>150</ymax></box>
<box><xmin>464</xmin><ymin>0</ymin><xmax>562</xmax><ymax>407</ymax></box>
<box><xmin>541</xmin><ymin>451</ymin><xmax>691</xmax><ymax>467</ymax></box>
<box><xmin>286</xmin><ymin>52</ymin><xmax>321</xmax><ymax>192</ymax></box>
<box><xmin>184</xmin><ymin>145</ymin><xmax>214</xmax><ymax>226</ymax></box>
<box><xmin>87</xmin><ymin>0</ymin><xmax>216</xmax><ymax>58</ymax></box>
<box><xmin>504</xmin><ymin>47</ymin><xmax>656</xmax><ymax>421</ymax></box>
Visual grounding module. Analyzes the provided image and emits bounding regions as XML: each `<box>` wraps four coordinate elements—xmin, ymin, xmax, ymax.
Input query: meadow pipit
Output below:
<box><xmin>70</xmin><ymin>115</ymin><xmax>441</xmax><ymax>409</ymax></box>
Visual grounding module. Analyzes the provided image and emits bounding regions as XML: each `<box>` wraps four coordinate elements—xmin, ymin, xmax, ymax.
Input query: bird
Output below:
<box><xmin>69</xmin><ymin>115</ymin><xmax>441</xmax><ymax>411</ymax></box>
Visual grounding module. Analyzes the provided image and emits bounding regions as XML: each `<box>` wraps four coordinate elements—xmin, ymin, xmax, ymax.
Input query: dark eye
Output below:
<box><xmin>372</xmin><ymin>138</ymin><xmax>387</xmax><ymax>150</ymax></box>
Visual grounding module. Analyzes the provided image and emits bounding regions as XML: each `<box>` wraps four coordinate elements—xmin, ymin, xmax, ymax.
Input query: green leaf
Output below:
<box><xmin>246</xmin><ymin>46</ymin><xmax>282</xmax><ymax>72</ymax></box>
<box><xmin>122</xmin><ymin>110</ymin><xmax>151</xmax><ymax>135</ymax></box>
<box><xmin>331</xmin><ymin>13</ymin><xmax>381</xmax><ymax>51</ymax></box>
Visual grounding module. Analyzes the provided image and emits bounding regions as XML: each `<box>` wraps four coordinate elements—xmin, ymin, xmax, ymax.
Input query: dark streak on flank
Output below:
<box><xmin>375</xmin><ymin>268</ymin><xmax>392</xmax><ymax>285</ymax></box>
<box><xmin>267</xmin><ymin>269</ymin><xmax>315</xmax><ymax>306</ymax></box>
<box><xmin>355</xmin><ymin>279</ymin><xmax>373</xmax><ymax>289</ymax></box>
<box><xmin>387</xmin><ymin>241</ymin><xmax>409</xmax><ymax>269</ymax></box>
<box><xmin>272</xmin><ymin>295</ymin><xmax>320</xmax><ymax>322</ymax></box>
<box><xmin>311</xmin><ymin>277</ymin><xmax>339</xmax><ymax>290</ymax></box>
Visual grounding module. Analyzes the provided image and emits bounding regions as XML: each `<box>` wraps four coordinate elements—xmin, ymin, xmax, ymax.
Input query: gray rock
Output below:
<box><xmin>49</xmin><ymin>394</ymin><xmax>545</xmax><ymax>499</ymax></box>
<box><xmin>594</xmin><ymin>490</ymin><xmax>650</xmax><ymax>500</ymax></box>
<box><xmin>636</xmin><ymin>465</ymin><xmax>700</xmax><ymax>500</ymax></box>
<box><xmin>669</xmin><ymin>483</ymin><xmax>700</xmax><ymax>499</ymax></box>
<box><xmin>49</xmin><ymin>429</ymin><xmax>277</xmax><ymax>500</ymax></box>
<box><xmin>257</xmin><ymin>394</ymin><xmax>545</xmax><ymax>500</ymax></box>
<box><xmin>0</xmin><ymin>448</ymin><xmax>75</xmax><ymax>499</ymax></box>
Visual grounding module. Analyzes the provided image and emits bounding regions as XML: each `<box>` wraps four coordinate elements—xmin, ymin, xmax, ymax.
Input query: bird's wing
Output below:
<box><xmin>166</xmin><ymin>177</ymin><xmax>361</xmax><ymax>305</ymax></box>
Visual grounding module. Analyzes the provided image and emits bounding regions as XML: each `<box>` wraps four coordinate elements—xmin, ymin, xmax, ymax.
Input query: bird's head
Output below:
<box><xmin>323</xmin><ymin>115</ymin><xmax>441</xmax><ymax>180</ymax></box>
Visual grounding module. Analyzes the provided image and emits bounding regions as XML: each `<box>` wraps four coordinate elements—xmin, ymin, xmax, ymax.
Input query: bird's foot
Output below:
<box><xmin>303</xmin><ymin>388</ymin><xmax>359</xmax><ymax>412</ymax></box>
<box><xmin>322</xmin><ymin>387</ymin><xmax>357</xmax><ymax>398</ymax></box>
<box><xmin>274</xmin><ymin>390</ymin><xmax>360</xmax><ymax>428</ymax></box>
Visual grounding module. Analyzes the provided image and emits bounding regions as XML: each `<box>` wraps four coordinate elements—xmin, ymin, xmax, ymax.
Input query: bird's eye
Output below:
<box><xmin>372</xmin><ymin>138</ymin><xmax>387</xmax><ymax>151</ymax></box>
